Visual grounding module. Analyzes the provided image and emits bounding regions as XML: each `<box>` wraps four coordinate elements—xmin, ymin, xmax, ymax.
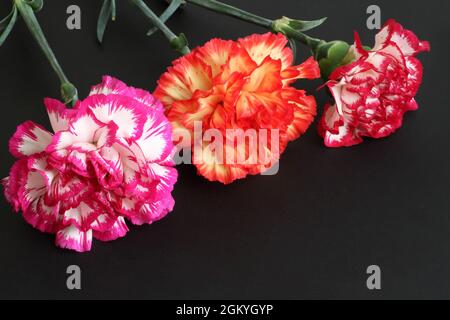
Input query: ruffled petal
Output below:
<box><xmin>90</xmin><ymin>76</ymin><xmax>129</xmax><ymax>96</ymax></box>
<box><xmin>281</xmin><ymin>56</ymin><xmax>321</xmax><ymax>83</ymax></box>
<box><xmin>244</xmin><ymin>57</ymin><xmax>282</xmax><ymax>92</ymax></box>
<box><xmin>219</xmin><ymin>46</ymin><xmax>258</xmax><ymax>81</ymax></box>
<box><xmin>196</xmin><ymin>38</ymin><xmax>236</xmax><ymax>77</ymax></box>
<box><xmin>146</xmin><ymin>163</ymin><xmax>178</xmax><ymax>199</ymax></box>
<box><xmin>62</xmin><ymin>201</ymin><xmax>101</xmax><ymax>229</ymax></box>
<box><xmin>94</xmin><ymin>217</ymin><xmax>129</xmax><ymax>241</ymax></box>
<box><xmin>84</xmin><ymin>94</ymin><xmax>147</xmax><ymax>140</ymax></box>
<box><xmin>90</xmin><ymin>76</ymin><xmax>164</xmax><ymax>111</ymax></box>
<box><xmin>374</xmin><ymin>19</ymin><xmax>430</xmax><ymax>56</ymax></box>
<box><xmin>283</xmin><ymin>89</ymin><xmax>317</xmax><ymax>141</ymax></box>
<box><xmin>46</xmin><ymin>113</ymin><xmax>102</xmax><ymax>153</ymax></box>
<box><xmin>45</xmin><ymin>98</ymin><xmax>75</xmax><ymax>132</ymax></box>
<box><xmin>128</xmin><ymin>87</ymin><xmax>164</xmax><ymax>111</ymax></box>
<box><xmin>130</xmin><ymin>196</ymin><xmax>175</xmax><ymax>226</ymax></box>
<box><xmin>3</xmin><ymin>158</ymin><xmax>28</xmax><ymax>211</ymax></box>
<box><xmin>194</xmin><ymin>142</ymin><xmax>248</xmax><ymax>184</ymax></box>
<box><xmin>318</xmin><ymin>104</ymin><xmax>343</xmax><ymax>137</ymax></box>
<box><xmin>90</xmin><ymin>146</ymin><xmax>124</xmax><ymax>188</ymax></box>
<box><xmin>154</xmin><ymin>54</ymin><xmax>213</xmax><ymax>108</ymax></box>
<box><xmin>22</xmin><ymin>199</ymin><xmax>59</xmax><ymax>233</ymax></box>
<box><xmin>134</xmin><ymin>110</ymin><xmax>174</xmax><ymax>163</ymax></box>
<box><xmin>55</xmin><ymin>225</ymin><xmax>92</xmax><ymax>253</ymax></box>
<box><xmin>239</xmin><ymin>32</ymin><xmax>293</xmax><ymax>69</ymax></box>
<box><xmin>323</xmin><ymin>121</ymin><xmax>363</xmax><ymax>148</ymax></box>
<box><xmin>18</xmin><ymin>170</ymin><xmax>48</xmax><ymax>211</ymax></box>
<box><xmin>9</xmin><ymin>121</ymin><xmax>52</xmax><ymax>158</ymax></box>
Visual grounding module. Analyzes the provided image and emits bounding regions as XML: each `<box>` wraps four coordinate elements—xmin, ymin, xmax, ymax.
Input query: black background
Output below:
<box><xmin>0</xmin><ymin>0</ymin><xmax>448</xmax><ymax>300</ymax></box>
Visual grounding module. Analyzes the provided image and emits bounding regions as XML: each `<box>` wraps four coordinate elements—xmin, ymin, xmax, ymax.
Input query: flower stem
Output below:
<box><xmin>130</xmin><ymin>0</ymin><xmax>190</xmax><ymax>55</ymax></box>
<box><xmin>279</xmin><ymin>28</ymin><xmax>325</xmax><ymax>54</ymax></box>
<box><xmin>185</xmin><ymin>0</ymin><xmax>324</xmax><ymax>54</ymax></box>
<box><xmin>15</xmin><ymin>0</ymin><xmax>78</xmax><ymax>106</ymax></box>
<box><xmin>186</xmin><ymin>0</ymin><xmax>272</xmax><ymax>28</ymax></box>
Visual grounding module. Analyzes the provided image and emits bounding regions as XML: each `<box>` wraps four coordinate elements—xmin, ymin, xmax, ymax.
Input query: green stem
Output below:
<box><xmin>131</xmin><ymin>0</ymin><xmax>190</xmax><ymax>55</ymax></box>
<box><xmin>15</xmin><ymin>0</ymin><xmax>78</xmax><ymax>105</ymax></box>
<box><xmin>186</xmin><ymin>0</ymin><xmax>272</xmax><ymax>28</ymax></box>
<box><xmin>186</xmin><ymin>0</ymin><xmax>324</xmax><ymax>54</ymax></box>
<box><xmin>282</xmin><ymin>29</ymin><xmax>325</xmax><ymax>54</ymax></box>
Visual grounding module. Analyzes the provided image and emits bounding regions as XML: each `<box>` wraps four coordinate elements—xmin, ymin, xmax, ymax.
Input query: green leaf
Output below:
<box><xmin>0</xmin><ymin>6</ymin><xmax>18</xmax><ymax>47</ymax></box>
<box><xmin>97</xmin><ymin>0</ymin><xmax>113</xmax><ymax>43</ymax></box>
<box><xmin>0</xmin><ymin>7</ymin><xmax>14</xmax><ymax>31</ymax></box>
<box><xmin>272</xmin><ymin>16</ymin><xmax>327</xmax><ymax>36</ymax></box>
<box><xmin>111</xmin><ymin>0</ymin><xmax>116</xmax><ymax>21</ymax></box>
<box><xmin>24</xmin><ymin>0</ymin><xmax>44</xmax><ymax>12</ymax></box>
<box><xmin>288</xmin><ymin>38</ymin><xmax>297</xmax><ymax>61</ymax></box>
<box><xmin>147</xmin><ymin>0</ymin><xmax>184</xmax><ymax>36</ymax></box>
<box><xmin>287</xmin><ymin>16</ymin><xmax>327</xmax><ymax>32</ymax></box>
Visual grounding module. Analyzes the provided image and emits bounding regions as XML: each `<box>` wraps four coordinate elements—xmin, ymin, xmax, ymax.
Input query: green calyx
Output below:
<box><xmin>315</xmin><ymin>40</ymin><xmax>354</xmax><ymax>80</ymax></box>
<box><xmin>271</xmin><ymin>16</ymin><xmax>326</xmax><ymax>53</ymax></box>
<box><xmin>170</xmin><ymin>33</ymin><xmax>190</xmax><ymax>55</ymax></box>
<box><xmin>60</xmin><ymin>83</ymin><xmax>78</xmax><ymax>106</ymax></box>
<box><xmin>22</xmin><ymin>0</ymin><xmax>44</xmax><ymax>12</ymax></box>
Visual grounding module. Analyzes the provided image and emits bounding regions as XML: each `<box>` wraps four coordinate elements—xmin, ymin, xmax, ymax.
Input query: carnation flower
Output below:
<box><xmin>3</xmin><ymin>76</ymin><xmax>177</xmax><ymax>252</ymax></box>
<box><xmin>318</xmin><ymin>20</ymin><xmax>430</xmax><ymax>147</ymax></box>
<box><xmin>154</xmin><ymin>32</ymin><xmax>320</xmax><ymax>184</ymax></box>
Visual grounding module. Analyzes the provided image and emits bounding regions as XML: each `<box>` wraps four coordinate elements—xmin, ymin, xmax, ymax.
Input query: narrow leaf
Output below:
<box><xmin>0</xmin><ymin>6</ymin><xmax>18</xmax><ymax>47</ymax></box>
<box><xmin>289</xmin><ymin>17</ymin><xmax>327</xmax><ymax>32</ymax></box>
<box><xmin>0</xmin><ymin>8</ymin><xmax>14</xmax><ymax>31</ymax></box>
<box><xmin>97</xmin><ymin>0</ymin><xmax>113</xmax><ymax>43</ymax></box>
<box><xmin>147</xmin><ymin>0</ymin><xmax>183</xmax><ymax>36</ymax></box>
<box><xmin>111</xmin><ymin>0</ymin><xmax>116</xmax><ymax>21</ymax></box>
<box><xmin>288</xmin><ymin>38</ymin><xmax>297</xmax><ymax>62</ymax></box>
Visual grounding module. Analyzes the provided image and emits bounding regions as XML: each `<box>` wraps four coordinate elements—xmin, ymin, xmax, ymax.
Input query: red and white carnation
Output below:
<box><xmin>318</xmin><ymin>20</ymin><xmax>430</xmax><ymax>147</ymax></box>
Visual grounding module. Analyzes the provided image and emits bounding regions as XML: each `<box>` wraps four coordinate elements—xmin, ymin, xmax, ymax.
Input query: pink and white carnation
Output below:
<box><xmin>3</xmin><ymin>76</ymin><xmax>177</xmax><ymax>252</ymax></box>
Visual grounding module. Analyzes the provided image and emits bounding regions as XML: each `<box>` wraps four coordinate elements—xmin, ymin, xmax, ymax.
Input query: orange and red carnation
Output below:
<box><xmin>155</xmin><ymin>33</ymin><xmax>320</xmax><ymax>184</ymax></box>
